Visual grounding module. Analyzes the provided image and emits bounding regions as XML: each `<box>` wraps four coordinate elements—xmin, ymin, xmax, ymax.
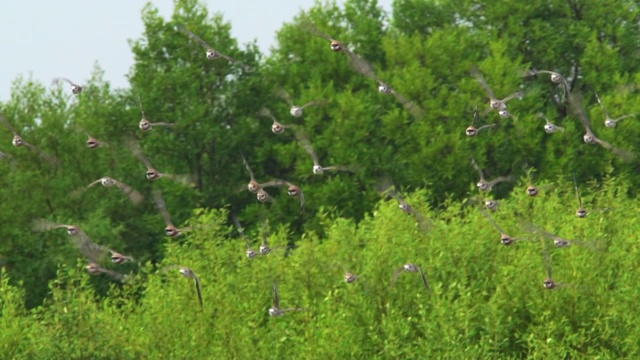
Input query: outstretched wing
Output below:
<box><xmin>176</xmin><ymin>25</ymin><xmax>213</xmax><ymax>49</ymax></box>
<box><xmin>390</xmin><ymin>267</ymin><xmax>405</xmax><ymax>289</ymax></box>
<box><xmin>191</xmin><ymin>272</ymin><xmax>204</xmax><ymax>309</ymax></box>
<box><xmin>114</xmin><ymin>179</ymin><xmax>144</xmax><ymax>205</ymax></box>
<box><xmin>153</xmin><ymin>190</ymin><xmax>174</xmax><ymax>227</ymax></box>
<box><xmin>272</xmin><ymin>283</ymin><xmax>280</xmax><ymax>308</ymax></box>
<box><xmin>416</xmin><ymin>265</ymin><xmax>430</xmax><ymax>292</ymax></box>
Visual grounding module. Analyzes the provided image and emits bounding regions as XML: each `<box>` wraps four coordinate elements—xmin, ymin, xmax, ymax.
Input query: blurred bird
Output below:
<box><xmin>390</xmin><ymin>263</ymin><xmax>430</xmax><ymax>293</ymax></box>
<box><xmin>569</xmin><ymin>93</ymin><xmax>635</xmax><ymax>161</ymax></box>
<box><xmin>466</xmin><ymin>105</ymin><xmax>497</xmax><ymax>137</ymax></box>
<box><xmin>85</xmin><ymin>133</ymin><xmax>108</xmax><ymax>149</ymax></box>
<box><xmin>51</xmin><ymin>77</ymin><xmax>84</xmax><ymax>94</ymax></box>
<box><xmin>522</xmin><ymin>69</ymin><xmax>570</xmax><ymax>97</ymax></box>
<box><xmin>32</xmin><ymin>220</ymin><xmax>102</xmax><ymax>261</ymax></box>
<box><xmin>127</xmin><ymin>137</ymin><xmax>197</xmax><ymax>186</ymax></box>
<box><xmin>269</xmin><ymin>283</ymin><xmax>304</xmax><ymax>317</ymax></box>
<box><xmin>176</xmin><ymin>25</ymin><xmax>251</xmax><ymax>71</ymax></box>
<box><xmin>274</xmin><ymin>87</ymin><xmax>323</xmax><ymax>118</ymax></box>
<box><xmin>471</xmin><ymin>158</ymin><xmax>513</xmax><ymax>192</ymax></box>
<box><xmin>73</xmin><ymin>177</ymin><xmax>144</xmax><ymax>205</ymax></box>
<box><xmin>523</xmin><ymin>167</ymin><xmax>555</xmax><ymax>197</ymax></box>
<box><xmin>471</xmin><ymin>67</ymin><xmax>523</xmax><ymax>118</ymax></box>
<box><xmin>594</xmin><ymin>91</ymin><xmax>637</xmax><ymax>128</ymax></box>
<box><xmin>260</xmin><ymin>179</ymin><xmax>305</xmax><ymax>210</ymax></box>
<box><xmin>536</xmin><ymin>113</ymin><xmax>564</xmax><ymax>134</ymax></box>
<box><xmin>0</xmin><ymin>111</ymin><xmax>59</xmax><ymax>164</ymax></box>
<box><xmin>258</xmin><ymin>107</ymin><xmax>297</xmax><ymax>134</ymax></box>
<box><xmin>163</xmin><ymin>265</ymin><xmax>203</xmax><ymax>309</ymax></box>
<box><xmin>296</xmin><ymin>131</ymin><xmax>354</xmax><ymax>175</ymax></box>
<box><xmin>109</xmin><ymin>249</ymin><xmax>135</xmax><ymax>265</ymax></box>
<box><xmin>137</xmin><ymin>96</ymin><xmax>176</xmax><ymax>132</ymax></box>
<box><xmin>232</xmin><ymin>216</ymin><xmax>260</xmax><ymax>259</ymax></box>
<box><xmin>85</xmin><ymin>262</ymin><xmax>128</xmax><ymax>282</ymax></box>
<box><xmin>527</xmin><ymin>223</ymin><xmax>599</xmax><ymax>250</ymax></box>
<box><xmin>344</xmin><ymin>54</ymin><xmax>426</xmax><ymax>119</ymax></box>
<box><xmin>153</xmin><ymin>190</ymin><xmax>192</xmax><ymax>237</ymax></box>
<box><xmin>573</xmin><ymin>176</ymin><xmax>587</xmax><ymax>218</ymax></box>
<box><xmin>378</xmin><ymin>179</ymin><xmax>432</xmax><ymax>232</ymax></box>
<box><xmin>258</xmin><ymin>220</ymin><xmax>287</xmax><ymax>255</ymax></box>
<box><xmin>479</xmin><ymin>207</ymin><xmax>532</xmax><ymax>246</ymax></box>
<box><xmin>541</xmin><ymin>240</ymin><xmax>570</xmax><ymax>290</ymax></box>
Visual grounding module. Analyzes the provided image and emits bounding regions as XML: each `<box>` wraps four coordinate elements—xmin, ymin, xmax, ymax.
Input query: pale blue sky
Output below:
<box><xmin>0</xmin><ymin>0</ymin><xmax>392</xmax><ymax>101</ymax></box>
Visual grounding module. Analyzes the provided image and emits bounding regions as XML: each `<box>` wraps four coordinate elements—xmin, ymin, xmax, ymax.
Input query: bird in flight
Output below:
<box><xmin>536</xmin><ymin>113</ymin><xmax>564</xmax><ymax>134</ymax></box>
<box><xmin>127</xmin><ymin>137</ymin><xmax>197</xmax><ymax>186</ymax></box>
<box><xmin>296</xmin><ymin>131</ymin><xmax>354</xmax><ymax>175</ymax></box>
<box><xmin>163</xmin><ymin>265</ymin><xmax>203</xmax><ymax>309</ymax></box>
<box><xmin>153</xmin><ymin>190</ymin><xmax>192</xmax><ymax>237</ymax></box>
<box><xmin>176</xmin><ymin>25</ymin><xmax>251</xmax><ymax>71</ymax></box>
<box><xmin>471</xmin><ymin>67</ymin><xmax>523</xmax><ymax>118</ymax></box>
<box><xmin>0</xmin><ymin>111</ymin><xmax>59</xmax><ymax>164</ymax></box>
<box><xmin>569</xmin><ymin>93</ymin><xmax>635</xmax><ymax>161</ymax></box>
<box><xmin>471</xmin><ymin>158</ymin><xmax>513</xmax><ymax>192</ymax></box>
<box><xmin>137</xmin><ymin>96</ymin><xmax>176</xmax><ymax>132</ymax></box>
<box><xmin>466</xmin><ymin>106</ymin><xmax>497</xmax><ymax>137</ymax></box>
<box><xmin>274</xmin><ymin>87</ymin><xmax>323</xmax><ymax>118</ymax></box>
<box><xmin>73</xmin><ymin>177</ymin><xmax>144</xmax><ymax>205</ymax></box>
<box><xmin>269</xmin><ymin>283</ymin><xmax>305</xmax><ymax>317</ymax></box>
<box><xmin>391</xmin><ymin>263</ymin><xmax>430</xmax><ymax>293</ymax></box>
<box><xmin>51</xmin><ymin>77</ymin><xmax>84</xmax><ymax>94</ymax></box>
<box><xmin>594</xmin><ymin>91</ymin><xmax>637</xmax><ymax>128</ymax></box>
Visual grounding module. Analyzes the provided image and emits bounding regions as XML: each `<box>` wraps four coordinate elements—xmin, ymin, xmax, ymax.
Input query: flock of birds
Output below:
<box><xmin>0</xmin><ymin>20</ymin><xmax>635</xmax><ymax>316</ymax></box>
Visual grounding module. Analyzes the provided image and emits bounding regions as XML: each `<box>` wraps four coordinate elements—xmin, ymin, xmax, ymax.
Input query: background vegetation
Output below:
<box><xmin>0</xmin><ymin>0</ymin><xmax>639</xmax><ymax>358</ymax></box>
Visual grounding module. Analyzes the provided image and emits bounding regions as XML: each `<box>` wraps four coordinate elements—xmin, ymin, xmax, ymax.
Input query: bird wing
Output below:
<box><xmin>177</xmin><ymin>25</ymin><xmax>213</xmax><ymax>49</ymax></box>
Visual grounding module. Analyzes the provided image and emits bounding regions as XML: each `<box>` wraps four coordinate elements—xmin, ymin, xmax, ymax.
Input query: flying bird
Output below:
<box><xmin>594</xmin><ymin>91</ymin><xmax>637</xmax><ymax>128</ymax></box>
<box><xmin>527</xmin><ymin>223</ymin><xmax>598</xmax><ymax>250</ymax></box>
<box><xmin>85</xmin><ymin>263</ymin><xmax>128</xmax><ymax>282</ymax></box>
<box><xmin>296</xmin><ymin>131</ymin><xmax>354</xmax><ymax>175</ymax></box>
<box><xmin>73</xmin><ymin>177</ymin><xmax>144</xmax><ymax>205</ymax></box>
<box><xmin>536</xmin><ymin>113</ymin><xmax>564</xmax><ymax>134</ymax></box>
<box><xmin>344</xmin><ymin>55</ymin><xmax>426</xmax><ymax>119</ymax></box>
<box><xmin>137</xmin><ymin>96</ymin><xmax>176</xmax><ymax>132</ymax></box>
<box><xmin>523</xmin><ymin>167</ymin><xmax>555</xmax><ymax>197</ymax></box>
<box><xmin>471</xmin><ymin>158</ymin><xmax>513</xmax><ymax>192</ymax></box>
<box><xmin>127</xmin><ymin>137</ymin><xmax>197</xmax><ymax>186</ymax></box>
<box><xmin>51</xmin><ymin>77</ymin><xmax>84</xmax><ymax>94</ymax></box>
<box><xmin>523</xmin><ymin>69</ymin><xmax>570</xmax><ymax>97</ymax></box>
<box><xmin>109</xmin><ymin>249</ymin><xmax>135</xmax><ymax>265</ymax></box>
<box><xmin>258</xmin><ymin>107</ymin><xmax>297</xmax><ymax>134</ymax></box>
<box><xmin>466</xmin><ymin>106</ymin><xmax>497</xmax><ymax>137</ymax></box>
<box><xmin>85</xmin><ymin>133</ymin><xmax>108</xmax><ymax>149</ymax></box>
<box><xmin>573</xmin><ymin>176</ymin><xmax>587</xmax><ymax>218</ymax></box>
<box><xmin>255</xmin><ymin>179</ymin><xmax>305</xmax><ymax>210</ymax></box>
<box><xmin>0</xmin><ymin>111</ymin><xmax>59</xmax><ymax>164</ymax></box>
<box><xmin>232</xmin><ymin>216</ymin><xmax>260</xmax><ymax>259</ymax></box>
<box><xmin>569</xmin><ymin>93</ymin><xmax>635</xmax><ymax>161</ymax></box>
<box><xmin>390</xmin><ymin>263</ymin><xmax>430</xmax><ymax>293</ymax></box>
<box><xmin>378</xmin><ymin>179</ymin><xmax>432</xmax><ymax>232</ymax></box>
<box><xmin>471</xmin><ymin>67</ymin><xmax>523</xmax><ymax>118</ymax></box>
<box><xmin>274</xmin><ymin>87</ymin><xmax>323</xmax><ymax>118</ymax></box>
<box><xmin>541</xmin><ymin>240</ymin><xmax>570</xmax><ymax>290</ymax></box>
<box><xmin>269</xmin><ymin>283</ymin><xmax>304</xmax><ymax>317</ymax></box>
<box><xmin>153</xmin><ymin>190</ymin><xmax>192</xmax><ymax>237</ymax></box>
<box><xmin>258</xmin><ymin>220</ymin><xmax>287</xmax><ymax>255</ymax></box>
<box><xmin>164</xmin><ymin>265</ymin><xmax>203</xmax><ymax>309</ymax></box>
<box><xmin>176</xmin><ymin>25</ymin><xmax>251</xmax><ymax>71</ymax></box>
<box><xmin>479</xmin><ymin>207</ymin><xmax>531</xmax><ymax>246</ymax></box>
<box><xmin>32</xmin><ymin>219</ymin><xmax>121</xmax><ymax>264</ymax></box>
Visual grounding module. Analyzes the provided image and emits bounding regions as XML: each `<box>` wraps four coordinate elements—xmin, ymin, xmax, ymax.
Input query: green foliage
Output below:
<box><xmin>0</xmin><ymin>184</ymin><xmax>639</xmax><ymax>357</ymax></box>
